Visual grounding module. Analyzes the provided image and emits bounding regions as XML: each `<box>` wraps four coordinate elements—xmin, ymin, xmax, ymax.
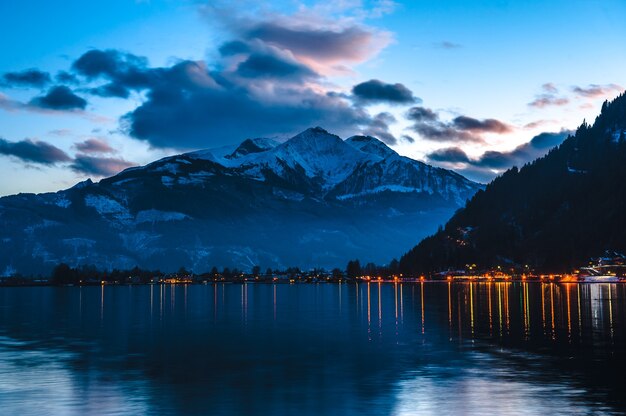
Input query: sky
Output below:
<box><xmin>0</xmin><ymin>0</ymin><xmax>625</xmax><ymax>195</ymax></box>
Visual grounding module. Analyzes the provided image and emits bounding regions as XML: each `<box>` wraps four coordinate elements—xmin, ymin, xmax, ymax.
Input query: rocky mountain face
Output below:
<box><xmin>0</xmin><ymin>127</ymin><xmax>481</xmax><ymax>275</ymax></box>
<box><xmin>400</xmin><ymin>92</ymin><xmax>626</xmax><ymax>275</ymax></box>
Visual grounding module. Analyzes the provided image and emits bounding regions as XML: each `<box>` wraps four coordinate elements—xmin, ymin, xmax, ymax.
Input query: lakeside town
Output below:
<box><xmin>2</xmin><ymin>251</ymin><xmax>625</xmax><ymax>287</ymax></box>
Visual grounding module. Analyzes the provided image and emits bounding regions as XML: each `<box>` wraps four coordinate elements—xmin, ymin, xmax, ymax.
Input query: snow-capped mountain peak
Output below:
<box><xmin>346</xmin><ymin>135</ymin><xmax>397</xmax><ymax>159</ymax></box>
<box><xmin>0</xmin><ymin>126</ymin><xmax>483</xmax><ymax>274</ymax></box>
<box><xmin>226</xmin><ymin>138</ymin><xmax>279</xmax><ymax>159</ymax></box>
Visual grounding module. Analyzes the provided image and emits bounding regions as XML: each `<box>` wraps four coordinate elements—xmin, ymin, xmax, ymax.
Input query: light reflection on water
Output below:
<box><xmin>0</xmin><ymin>282</ymin><xmax>624</xmax><ymax>415</ymax></box>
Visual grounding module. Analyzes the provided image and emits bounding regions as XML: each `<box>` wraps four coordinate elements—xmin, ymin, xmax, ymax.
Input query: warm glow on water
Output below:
<box><xmin>0</xmin><ymin>282</ymin><xmax>625</xmax><ymax>415</ymax></box>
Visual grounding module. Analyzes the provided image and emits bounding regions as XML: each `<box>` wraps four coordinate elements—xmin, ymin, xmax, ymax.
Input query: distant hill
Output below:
<box><xmin>0</xmin><ymin>127</ymin><xmax>481</xmax><ymax>275</ymax></box>
<box><xmin>400</xmin><ymin>92</ymin><xmax>626</xmax><ymax>275</ymax></box>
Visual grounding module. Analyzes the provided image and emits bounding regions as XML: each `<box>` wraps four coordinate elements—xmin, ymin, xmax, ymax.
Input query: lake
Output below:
<box><xmin>0</xmin><ymin>282</ymin><xmax>625</xmax><ymax>415</ymax></box>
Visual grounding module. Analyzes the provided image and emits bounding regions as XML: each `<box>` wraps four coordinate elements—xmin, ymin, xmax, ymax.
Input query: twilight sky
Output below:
<box><xmin>1</xmin><ymin>0</ymin><xmax>625</xmax><ymax>195</ymax></box>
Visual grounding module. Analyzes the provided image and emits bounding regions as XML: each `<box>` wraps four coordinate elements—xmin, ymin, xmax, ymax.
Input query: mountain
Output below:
<box><xmin>0</xmin><ymin>127</ymin><xmax>481</xmax><ymax>275</ymax></box>
<box><xmin>400</xmin><ymin>92</ymin><xmax>626</xmax><ymax>275</ymax></box>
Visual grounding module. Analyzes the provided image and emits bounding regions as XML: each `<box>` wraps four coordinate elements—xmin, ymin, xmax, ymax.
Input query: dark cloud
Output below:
<box><xmin>528</xmin><ymin>131</ymin><xmax>570</xmax><ymax>149</ymax></box>
<box><xmin>406</xmin><ymin>106</ymin><xmax>439</xmax><ymax>122</ymax></box>
<box><xmin>236</xmin><ymin>52</ymin><xmax>317</xmax><ymax>80</ymax></box>
<box><xmin>452</xmin><ymin>116</ymin><xmax>512</xmax><ymax>133</ymax></box>
<box><xmin>71</xmin><ymin>49</ymin><xmax>155</xmax><ymax>98</ymax></box>
<box><xmin>30</xmin><ymin>10</ymin><xmax>393</xmax><ymax>149</ymax></box>
<box><xmin>0</xmin><ymin>137</ymin><xmax>71</xmax><ymax>165</ymax></box>
<box><xmin>72</xmin><ymin>49</ymin><xmax>148</xmax><ymax>79</ymax></box>
<box><xmin>218</xmin><ymin>40</ymin><xmax>251</xmax><ymax>56</ymax></box>
<box><xmin>352</xmin><ymin>79</ymin><xmax>417</xmax><ymax>104</ymax></box>
<box><xmin>401</xmin><ymin>134</ymin><xmax>415</xmax><ymax>143</ymax></box>
<box><xmin>74</xmin><ymin>138</ymin><xmax>115</xmax><ymax>154</ymax></box>
<box><xmin>407</xmin><ymin>106</ymin><xmax>511</xmax><ymax>143</ymax></box>
<box><xmin>426</xmin><ymin>130</ymin><xmax>573</xmax><ymax>183</ymax></box>
<box><xmin>29</xmin><ymin>86</ymin><xmax>87</xmax><ymax>111</ymax></box>
<box><xmin>89</xmin><ymin>82</ymin><xmax>132</xmax><ymax>98</ymax></box>
<box><xmin>62</xmin><ymin>46</ymin><xmax>370</xmax><ymax>148</ymax></box>
<box><xmin>427</xmin><ymin>147</ymin><xmax>470</xmax><ymax>164</ymax></box>
<box><xmin>412</xmin><ymin>122</ymin><xmax>476</xmax><ymax>142</ymax></box>
<box><xmin>70</xmin><ymin>154</ymin><xmax>134</xmax><ymax>176</ymax></box>
<box><xmin>56</xmin><ymin>71</ymin><xmax>79</xmax><ymax>84</ymax></box>
<box><xmin>2</xmin><ymin>69</ymin><xmax>51</xmax><ymax>88</ymax></box>
<box><xmin>362</xmin><ymin>112</ymin><xmax>398</xmax><ymax>145</ymax></box>
<box><xmin>125</xmin><ymin>64</ymin><xmax>368</xmax><ymax>148</ymax></box>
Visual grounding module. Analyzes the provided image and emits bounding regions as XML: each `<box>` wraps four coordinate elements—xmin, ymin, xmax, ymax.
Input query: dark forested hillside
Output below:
<box><xmin>400</xmin><ymin>92</ymin><xmax>626</xmax><ymax>275</ymax></box>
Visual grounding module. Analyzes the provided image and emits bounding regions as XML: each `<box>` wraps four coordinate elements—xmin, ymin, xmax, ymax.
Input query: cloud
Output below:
<box><xmin>528</xmin><ymin>83</ymin><xmax>569</xmax><ymax>108</ymax></box>
<box><xmin>572</xmin><ymin>83</ymin><xmax>623</xmax><ymax>99</ymax></box>
<box><xmin>451</xmin><ymin>116</ymin><xmax>512</xmax><ymax>134</ymax></box>
<box><xmin>56</xmin><ymin>71</ymin><xmax>79</xmax><ymax>85</ymax></box>
<box><xmin>71</xmin><ymin>49</ymin><xmax>154</xmax><ymax>98</ymax></box>
<box><xmin>202</xmin><ymin>3</ymin><xmax>393</xmax><ymax>75</ymax></box>
<box><xmin>352</xmin><ymin>79</ymin><xmax>417</xmax><ymax>104</ymax></box>
<box><xmin>0</xmin><ymin>137</ymin><xmax>71</xmax><ymax>165</ymax></box>
<box><xmin>124</xmin><ymin>61</ymin><xmax>369</xmax><ymax>148</ymax></box>
<box><xmin>426</xmin><ymin>130</ymin><xmax>573</xmax><ymax>182</ymax></box>
<box><xmin>70</xmin><ymin>154</ymin><xmax>135</xmax><ymax>176</ymax></box>
<box><xmin>236</xmin><ymin>52</ymin><xmax>318</xmax><ymax>80</ymax></box>
<box><xmin>2</xmin><ymin>69</ymin><xmax>51</xmax><ymax>88</ymax></box>
<box><xmin>529</xmin><ymin>83</ymin><xmax>623</xmax><ymax>109</ymax></box>
<box><xmin>361</xmin><ymin>112</ymin><xmax>398</xmax><ymax>145</ymax></box>
<box><xmin>243</xmin><ymin>22</ymin><xmax>391</xmax><ymax>72</ymax></box>
<box><xmin>29</xmin><ymin>86</ymin><xmax>87</xmax><ymax>110</ymax></box>
<box><xmin>1</xmin><ymin>4</ymin><xmax>392</xmax><ymax>150</ymax></box>
<box><xmin>427</xmin><ymin>147</ymin><xmax>470</xmax><ymax>164</ymax></box>
<box><xmin>434</xmin><ymin>41</ymin><xmax>462</xmax><ymax>49</ymax></box>
<box><xmin>406</xmin><ymin>106</ymin><xmax>511</xmax><ymax>143</ymax></box>
<box><xmin>528</xmin><ymin>96</ymin><xmax>569</xmax><ymax>108</ymax></box>
<box><xmin>74</xmin><ymin>138</ymin><xmax>116</xmax><ymax>154</ymax></box>
<box><xmin>59</xmin><ymin>6</ymin><xmax>392</xmax><ymax>149</ymax></box>
<box><xmin>541</xmin><ymin>82</ymin><xmax>558</xmax><ymax>94</ymax></box>
<box><xmin>0</xmin><ymin>93</ymin><xmax>24</xmax><ymax>112</ymax></box>
<box><xmin>406</xmin><ymin>106</ymin><xmax>438</xmax><ymax>122</ymax></box>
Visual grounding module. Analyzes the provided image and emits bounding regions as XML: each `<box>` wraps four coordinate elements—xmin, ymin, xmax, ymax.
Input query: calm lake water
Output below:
<box><xmin>0</xmin><ymin>282</ymin><xmax>625</xmax><ymax>415</ymax></box>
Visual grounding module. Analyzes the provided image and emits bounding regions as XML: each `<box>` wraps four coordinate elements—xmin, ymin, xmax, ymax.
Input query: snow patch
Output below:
<box><xmin>55</xmin><ymin>196</ymin><xmax>71</xmax><ymax>208</ymax></box>
<box><xmin>161</xmin><ymin>176</ymin><xmax>175</xmax><ymax>187</ymax></box>
<box><xmin>136</xmin><ymin>210</ymin><xmax>189</xmax><ymax>223</ymax></box>
<box><xmin>336</xmin><ymin>185</ymin><xmax>424</xmax><ymax>200</ymax></box>
<box><xmin>155</xmin><ymin>162</ymin><xmax>181</xmax><ymax>174</ymax></box>
<box><xmin>85</xmin><ymin>194</ymin><xmax>132</xmax><ymax>223</ymax></box>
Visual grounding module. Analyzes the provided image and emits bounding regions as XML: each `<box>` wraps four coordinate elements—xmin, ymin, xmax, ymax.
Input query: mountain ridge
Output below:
<box><xmin>0</xmin><ymin>127</ymin><xmax>482</xmax><ymax>275</ymax></box>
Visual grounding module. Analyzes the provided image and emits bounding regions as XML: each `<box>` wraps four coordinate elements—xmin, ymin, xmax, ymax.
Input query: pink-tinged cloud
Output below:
<box><xmin>70</xmin><ymin>154</ymin><xmax>134</xmax><ymax>176</ymax></box>
<box><xmin>541</xmin><ymin>83</ymin><xmax>558</xmax><ymax>93</ymax></box>
<box><xmin>572</xmin><ymin>83</ymin><xmax>623</xmax><ymax>98</ymax></box>
<box><xmin>74</xmin><ymin>138</ymin><xmax>116</xmax><ymax>154</ymax></box>
<box><xmin>204</xmin><ymin>4</ymin><xmax>392</xmax><ymax>76</ymax></box>
<box><xmin>406</xmin><ymin>106</ymin><xmax>512</xmax><ymax>143</ymax></box>
<box><xmin>528</xmin><ymin>95</ymin><xmax>569</xmax><ymax>108</ymax></box>
<box><xmin>247</xmin><ymin>23</ymin><xmax>391</xmax><ymax>67</ymax></box>
<box><xmin>524</xmin><ymin>119</ymin><xmax>555</xmax><ymax>129</ymax></box>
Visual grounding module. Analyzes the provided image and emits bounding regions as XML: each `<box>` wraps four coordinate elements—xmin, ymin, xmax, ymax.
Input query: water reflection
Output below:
<box><xmin>0</xmin><ymin>282</ymin><xmax>624</xmax><ymax>415</ymax></box>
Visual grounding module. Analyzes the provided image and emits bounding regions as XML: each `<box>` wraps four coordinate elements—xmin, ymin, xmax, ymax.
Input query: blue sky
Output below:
<box><xmin>1</xmin><ymin>0</ymin><xmax>625</xmax><ymax>195</ymax></box>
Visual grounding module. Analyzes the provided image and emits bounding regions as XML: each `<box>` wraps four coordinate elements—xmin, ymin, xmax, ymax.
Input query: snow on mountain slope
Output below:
<box><xmin>0</xmin><ymin>127</ymin><xmax>483</xmax><ymax>274</ymax></box>
<box><xmin>240</xmin><ymin>127</ymin><xmax>376</xmax><ymax>187</ymax></box>
<box><xmin>226</xmin><ymin>138</ymin><xmax>279</xmax><ymax>159</ymax></box>
<box><xmin>346</xmin><ymin>135</ymin><xmax>397</xmax><ymax>159</ymax></box>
